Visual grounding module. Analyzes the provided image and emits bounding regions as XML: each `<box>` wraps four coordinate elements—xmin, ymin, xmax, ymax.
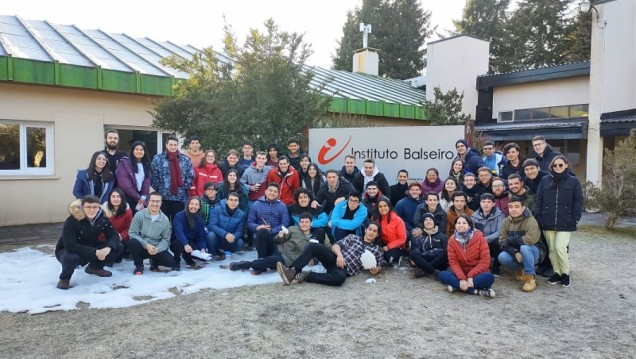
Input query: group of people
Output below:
<box><xmin>56</xmin><ymin>132</ymin><xmax>584</xmax><ymax>300</ymax></box>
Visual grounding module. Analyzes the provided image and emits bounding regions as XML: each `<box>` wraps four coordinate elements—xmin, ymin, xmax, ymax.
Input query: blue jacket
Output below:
<box><xmin>209</xmin><ymin>200</ymin><xmax>246</xmax><ymax>240</ymax></box>
<box><xmin>173</xmin><ymin>210</ymin><xmax>207</xmax><ymax>250</ymax></box>
<box><xmin>534</xmin><ymin>173</ymin><xmax>583</xmax><ymax>231</ymax></box>
<box><xmin>471</xmin><ymin>207</ymin><xmax>505</xmax><ymax>243</ymax></box>
<box><xmin>394</xmin><ymin>195</ymin><xmax>424</xmax><ymax>232</ymax></box>
<box><xmin>72</xmin><ymin>169</ymin><xmax>115</xmax><ymax>204</ymax></box>
<box><xmin>247</xmin><ymin>197</ymin><xmax>289</xmax><ymax>235</ymax></box>
<box><xmin>150</xmin><ymin>152</ymin><xmax>194</xmax><ymax>202</ymax></box>
<box><xmin>287</xmin><ymin>203</ymin><xmax>329</xmax><ymax>228</ymax></box>
<box><xmin>329</xmin><ymin>200</ymin><xmax>367</xmax><ymax>236</ymax></box>
<box><xmin>461</xmin><ymin>148</ymin><xmax>486</xmax><ymax>176</ymax></box>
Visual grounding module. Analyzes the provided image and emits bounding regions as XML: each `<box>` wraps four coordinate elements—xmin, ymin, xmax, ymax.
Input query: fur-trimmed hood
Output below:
<box><xmin>68</xmin><ymin>199</ymin><xmax>85</xmax><ymax>220</ymax></box>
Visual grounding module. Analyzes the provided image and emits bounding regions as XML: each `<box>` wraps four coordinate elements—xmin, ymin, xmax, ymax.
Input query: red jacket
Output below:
<box><xmin>108</xmin><ymin>208</ymin><xmax>132</xmax><ymax>241</ymax></box>
<box><xmin>267</xmin><ymin>167</ymin><xmax>300</xmax><ymax>205</ymax></box>
<box><xmin>191</xmin><ymin>163</ymin><xmax>224</xmax><ymax>197</ymax></box>
<box><xmin>447</xmin><ymin>230</ymin><xmax>490</xmax><ymax>280</ymax></box>
<box><xmin>378</xmin><ymin>211</ymin><xmax>407</xmax><ymax>250</ymax></box>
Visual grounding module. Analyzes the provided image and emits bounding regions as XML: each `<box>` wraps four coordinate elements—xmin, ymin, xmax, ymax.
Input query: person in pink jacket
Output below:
<box><xmin>115</xmin><ymin>141</ymin><xmax>151</xmax><ymax>213</ymax></box>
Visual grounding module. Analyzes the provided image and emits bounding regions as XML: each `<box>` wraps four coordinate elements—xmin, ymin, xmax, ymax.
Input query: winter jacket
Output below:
<box><xmin>315</xmin><ymin>177</ymin><xmax>355</xmax><ymax>215</ymax></box>
<box><xmin>128</xmin><ymin>208</ymin><xmax>172</xmax><ymax>253</ymax></box>
<box><xmin>362</xmin><ymin>192</ymin><xmax>390</xmax><ymax>219</ymax></box>
<box><xmin>413</xmin><ymin>203</ymin><xmax>447</xmax><ymax>234</ymax></box>
<box><xmin>338</xmin><ymin>165</ymin><xmax>360</xmax><ymax>183</ymax></box>
<box><xmin>208</xmin><ymin>200</ymin><xmax>246</xmax><ymax>241</ymax></box>
<box><xmin>352</xmin><ymin>170</ymin><xmax>391</xmax><ymax>200</ymax></box>
<box><xmin>534</xmin><ymin>173</ymin><xmax>584</xmax><ymax>231</ymax></box>
<box><xmin>447</xmin><ymin>229</ymin><xmax>491</xmax><ymax>280</ymax></box>
<box><xmin>150</xmin><ymin>152</ymin><xmax>194</xmax><ymax>202</ymax></box>
<box><xmin>199</xmin><ymin>194</ymin><xmax>221</xmax><ymax>224</ymax></box>
<box><xmin>329</xmin><ymin>200</ymin><xmax>368</xmax><ymax>237</ymax></box>
<box><xmin>247</xmin><ymin>196</ymin><xmax>289</xmax><ymax>235</ymax></box>
<box><xmin>377</xmin><ymin>211</ymin><xmax>407</xmax><ymax>250</ymax></box>
<box><xmin>463</xmin><ymin>184</ymin><xmax>486</xmax><ymax>212</ymax></box>
<box><xmin>499</xmin><ymin>208</ymin><xmax>545</xmax><ymax>263</ymax></box>
<box><xmin>524</xmin><ymin>171</ymin><xmax>549</xmax><ymax>194</ymax></box>
<box><xmin>532</xmin><ymin>145</ymin><xmax>561</xmax><ymax>173</ymax></box>
<box><xmin>301</xmin><ymin>174</ymin><xmax>325</xmax><ymax>199</ymax></box>
<box><xmin>501</xmin><ymin>158</ymin><xmax>526</xmax><ymax>180</ymax></box>
<box><xmin>421</xmin><ymin>178</ymin><xmax>444</xmax><ymax>194</ymax></box>
<box><xmin>274</xmin><ymin>226</ymin><xmax>312</xmax><ymax>266</ymax></box>
<box><xmin>493</xmin><ymin>191</ymin><xmax>510</xmax><ymax>217</ymax></box>
<box><xmin>446</xmin><ymin>207</ymin><xmax>475</xmax><ymax>238</ymax></box>
<box><xmin>461</xmin><ymin>148</ymin><xmax>486</xmax><ymax>176</ymax></box>
<box><xmin>267</xmin><ymin>166</ymin><xmax>301</xmax><ymax>205</ymax></box>
<box><xmin>191</xmin><ymin>163</ymin><xmax>223</xmax><ymax>197</ymax></box>
<box><xmin>411</xmin><ymin>227</ymin><xmax>448</xmax><ymax>264</ymax></box>
<box><xmin>217</xmin><ymin>182</ymin><xmax>250</xmax><ymax>213</ymax></box>
<box><xmin>471</xmin><ymin>207</ymin><xmax>505</xmax><ymax>243</ymax></box>
<box><xmin>219</xmin><ymin>160</ymin><xmax>245</xmax><ymax>179</ymax></box>
<box><xmin>390</xmin><ymin>182</ymin><xmax>409</xmax><ymax>207</ymax></box>
<box><xmin>100</xmin><ymin>202</ymin><xmax>132</xmax><ymax>241</ymax></box>
<box><xmin>394</xmin><ymin>195</ymin><xmax>425</xmax><ymax>232</ymax></box>
<box><xmin>240</xmin><ymin>163</ymin><xmax>273</xmax><ymax>201</ymax></box>
<box><xmin>115</xmin><ymin>156</ymin><xmax>150</xmax><ymax>203</ymax></box>
<box><xmin>287</xmin><ymin>203</ymin><xmax>329</xmax><ymax>228</ymax></box>
<box><xmin>55</xmin><ymin>200</ymin><xmax>120</xmax><ymax>259</ymax></box>
<box><xmin>510</xmin><ymin>187</ymin><xmax>536</xmax><ymax>213</ymax></box>
<box><xmin>173</xmin><ymin>210</ymin><xmax>208</xmax><ymax>250</ymax></box>
<box><xmin>482</xmin><ymin>151</ymin><xmax>505</xmax><ymax>176</ymax></box>
<box><xmin>72</xmin><ymin>169</ymin><xmax>115</xmax><ymax>204</ymax></box>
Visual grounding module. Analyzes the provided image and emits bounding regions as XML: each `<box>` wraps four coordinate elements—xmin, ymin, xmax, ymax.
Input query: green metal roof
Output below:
<box><xmin>0</xmin><ymin>15</ymin><xmax>427</xmax><ymax>119</ymax></box>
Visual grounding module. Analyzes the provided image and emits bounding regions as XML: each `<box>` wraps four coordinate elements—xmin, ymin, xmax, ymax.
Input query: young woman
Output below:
<box><xmin>101</xmin><ymin>188</ymin><xmax>132</xmax><ymax>263</ymax></box>
<box><xmin>439</xmin><ymin>177</ymin><xmax>460</xmax><ymax>212</ymax></box>
<box><xmin>73</xmin><ymin>151</ymin><xmax>114</xmax><ymax>204</ymax></box>
<box><xmin>421</xmin><ymin>168</ymin><xmax>444</xmax><ymax>194</ymax></box>
<box><xmin>217</xmin><ymin>168</ymin><xmax>250</xmax><ymax>213</ymax></box>
<box><xmin>534</xmin><ymin>155</ymin><xmax>583</xmax><ymax>288</ymax></box>
<box><xmin>297</xmin><ymin>154</ymin><xmax>312</xmax><ymax>181</ymax></box>
<box><xmin>171</xmin><ymin>197</ymin><xmax>208</xmax><ymax>269</ymax></box>
<box><xmin>410</xmin><ymin>213</ymin><xmax>448</xmax><ymax>279</ymax></box>
<box><xmin>191</xmin><ymin>149</ymin><xmax>223</xmax><ymax>197</ymax></box>
<box><xmin>266</xmin><ymin>143</ymin><xmax>280</xmax><ymax>167</ymax></box>
<box><xmin>448</xmin><ymin>158</ymin><xmax>465</xmax><ymax>184</ymax></box>
<box><xmin>439</xmin><ymin>214</ymin><xmax>495</xmax><ymax>298</ymax></box>
<box><xmin>302</xmin><ymin>162</ymin><xmax>325</xmax><ymax>198</ymax></box>
<box><xmin>115</xmin><ymin>141</ymin><xmax>151</xmax><ymax>213</ymax></box>
<box><xmin>372</xmin><ymin>198</ymin><xmax>407</xmax><ymax>265</ymax></box>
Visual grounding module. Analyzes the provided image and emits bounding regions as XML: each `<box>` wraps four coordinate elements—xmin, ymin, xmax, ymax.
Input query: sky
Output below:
<box><xmin>2</xmin><ymin>0</ymin><xmax>467</xmax><ymax>69</ymax></box>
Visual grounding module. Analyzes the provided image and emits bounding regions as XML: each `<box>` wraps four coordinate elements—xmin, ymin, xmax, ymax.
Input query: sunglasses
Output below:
<box><xmin>552</xmin><ymin>163</ymin><xmax>566</xmax><ymax>168</ymax></box>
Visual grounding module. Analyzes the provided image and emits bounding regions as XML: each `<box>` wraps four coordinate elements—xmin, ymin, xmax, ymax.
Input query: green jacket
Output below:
<box><xmin>275</xmin><ymin>226</ymin><xmax>312</xmax><ymax>266</ymax></box>
<box><xmin>129</xmin><ymin>208</ymin><xmax>172</xmax><ymax>253</ymax></box>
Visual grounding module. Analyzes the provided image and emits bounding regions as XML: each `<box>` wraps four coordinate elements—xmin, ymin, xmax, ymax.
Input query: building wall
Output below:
<box><xmin>492</xmin><ymin>77</ymin><xmax>590</xmax><ymax>116</ymax></box>
<box><xmin>426</xmin><ymin>36</ymin><xmax>490</xmax><ymax>120</ymax></box>
<box><xmin>0</xmin><ymin>83</ymin><xmax>161</xmax><ymax>225</ymax></box>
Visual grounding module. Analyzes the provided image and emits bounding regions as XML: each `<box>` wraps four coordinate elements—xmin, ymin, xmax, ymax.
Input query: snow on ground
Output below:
<box><xmin>0</xmin><ymin>245</ymin><xmax>320</xmax><ymax>314</ymax></box>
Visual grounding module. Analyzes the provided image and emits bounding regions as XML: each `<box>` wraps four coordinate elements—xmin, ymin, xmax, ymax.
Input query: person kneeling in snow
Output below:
<box><xmin>276</xmin><ymin>222</ymin><xmax>386</xmax><ymax>286</ymax></box>
<box><xmin>55</xmin><ymin>195</ymin><xmax>124</xmax><ymax>289</ymax></box>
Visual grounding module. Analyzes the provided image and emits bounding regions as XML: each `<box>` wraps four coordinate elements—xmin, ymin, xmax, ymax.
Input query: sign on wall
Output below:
<box><xmin>308</xmin><ymin>126</ymin><xmax>464</xmax><ymax>184</ymax></box>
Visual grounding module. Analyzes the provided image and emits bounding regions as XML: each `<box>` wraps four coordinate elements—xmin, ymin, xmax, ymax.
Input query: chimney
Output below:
<box><xmin>352</xmin><ymin>23</ymin><xmax>378</xmax><ymax>76</ymax></box>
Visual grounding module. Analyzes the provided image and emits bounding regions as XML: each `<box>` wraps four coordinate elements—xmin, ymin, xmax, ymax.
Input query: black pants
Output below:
<box><xmin>383</xmin><ymin>247</ymin><xmax>404</xmax><ymax>264</ymax></box>
<box><xmin>409</xmin><ymin>250</ymin><xmax>447</xmax><ymax>274</ymax></box>
<box><xmin>170</xmin><ymin>240</ymin><xmax>200</xmax><ymax>266</ymax></box>
<box><xmin>333</xmin><ymin>227</ymin><xmax>356</xmax><ymax>242</ymax></box>
<box><xmin>126</xmin><ymin>239</ymin><xmax>176</xmax><ymax>268</ymax></box>
<box><xmin>311</xmin><ymin>227</ymin><xmax>326</xmax><ymax>245</ymax></box>
<box><xmin>161</xmin><ymin>199</ymin><xmax>184</xmax><ymax>240</ymax></box>
<box><xmin>56</xmin><ymin>244</ymin><xmax>124</xmax><ymax>280</ymax></box>
<box><xmin>488</xmin><ymin>241</ymin><xmax>501</xmax><ymax>270</ymax></box>
<box><xmin>290</xmin><ymin>243</ymin><xmax>348</xmax><ymax>286</ymax></box>
<box><xmin>250</xmin><ymin>228</ymin><xmax>283</xmax><ymax>271</ymax></box>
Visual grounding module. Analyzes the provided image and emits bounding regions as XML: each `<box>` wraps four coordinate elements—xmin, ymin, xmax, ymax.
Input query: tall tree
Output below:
<box><xmin>452</xmin><ymin>0</ymin><xmax>512</xmax><ymax>73</ymax></box>
<box><xmin>563</xmin><ymin>10</ymin><xmax>592</xmax><ymax>62</ymax></box>
<box><xmin>152</xmin><ymin>19</ymin><xmax>331</xmax><ymax>154</ymax></box>
<box><xmin>332</xmin><ymin>10</ymin><xmax>360</xmax><ymax>72</ymax></box>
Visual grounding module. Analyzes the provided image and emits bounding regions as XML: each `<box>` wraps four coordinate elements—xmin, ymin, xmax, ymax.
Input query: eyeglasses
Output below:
<box><xmin>149</xmin><ymin>199</ymin><xmax>162</xmax><ymax>204</ymax></box>
<box><xmin>552</xmin><ymin>163</ymin><xmax>566</xmax><ymax>168</ymax></box>
<box><xmin>83</xmin><ymin>205</ymin><xmax>100</xmax><ymax>210</ymax></box>
<box><xmin>492</xmin><ymin>185</ymin><xmax>505</xmax><ymax>188</ymax></box>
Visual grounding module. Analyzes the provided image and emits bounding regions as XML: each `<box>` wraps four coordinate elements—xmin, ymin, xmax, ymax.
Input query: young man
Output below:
<box><xmin>338</xmin><ymin>155</ymin><xmax>360</xmax><ymax>183</ymax></box>
<box><xmin>266</xmin><ymin>155</ymin><xmax>300</xmax><ymax>205</ymax></box>
<box><xmin>463</xmin><ymin>173</ymin><xmax>486</xmax><ymax>212</ymax></box>
<box><xmin>471</xmin><ymin>193</ymin><xmax>505</xmax><ymax>276</ymax></box>
<box><xmin>500</xmin><ymin>143</ymin><xmax>525</xmax><ymax>180</ymax></box>
<box><xmin>446</xmin><ymin>191</ymin><xmax>474</xmax><ymax>238</ymax></box>
<box><xmin>491</xmin><ymin>178</ymin><xmax>510</xmax><ymax>217</ymax></box>
<box><xmin>508</xmin><ymin>174</ymin><xmax>535</xmax><ymax>212</ymax></box>
<box><xmin>276</xmin><ymin>222</ymin><xmax>386</xmax><ymax>286</ymax></box>
<box><xmin>219</xmin><ymin>149</ymin><xmax>245</xmax><ymax>178</ymax></box>
<box><xmin>389</xmin><ymin>169</ymin><xmax>409</xmax><ymax>207</ymax></box>
<box><xmin>287</xmin><ymin>188</ymin><xmax>328</xmax><ymax>244</ymax></box>
<box><xmin>127</xmin><ymin>192</ymin><xmax>177</xmax><ymax>274</ymax></box>
<box><xmin>477</xmin><ymin>166</ymin><xmax>494</xmax><ymax>194</ymax></box>
<box><xmin>103</xmin><ymin>130</ymin><xmax>127</xmax><ymax>187</ymax></box>
<box><xmin>238</xmin><ymin>140</ymin><xmax>255</xmax><ymax>169</ymax></box>
<box><xmin>150</xmin><ymin>135</ymin><xmax>194</xmax><ymax>225</ymax></box>
<box><xmin>207</xmin><ymin>192</ymin><xmax>246</xmax><ymax>258</ymax></box>
<box><xmin>286</xmin><ymin>139</ymin><xmax>304</xmax><ymax>171</ymax></box>
<box><xmin>200</xmin><ymin>182</ymin><xmax>221</xmax><ymax>224</ymax></box>
<box><xmin>183</xmin><ymin>135</ymin><xmax>204</xmax><ymax>168</ymax></box>
<box><xmin>55</xmin><ymin>195</ymin><xmax>124</xmax><ymax>289</ymax></box>
<box><xmin>522</xmin><ymin>159</ymin><xmax>548</xmax><ymax>194</ymax></box>
<box><xmin>329</xmin><ymin>191</ymin><xmax>368</xmax><ymax>241</ymax></box>
<box><xmin>247</xmin><ymin>183</ymin><xmax>290</xmax><ymax>262</ymax></box>
<box><xmin>413</xmin><ymin>191</ymin><xmax>448</xmax><ymax>238</ymax></box>
<box><xmin>394</xmin><ymin>182</ymin><xmax>425</xmax><ymax>244</ymax></box>
<box><xmin>228</xmin><ymin>213</ymin><xmax>315</xmax><ymax>275</ymax></box>
<box><xmin>498</xmin><ymin>196</ymin><xmax>545</xmax><ymax>292</ymax></box>
<box><xmin>481</xmin><ymin>141</ymin><xmax>505</xmax><ymax>176</ymax></box>
<box><xmin>313</xmin><ymin>169</ymin><xmax>355</xmax><ymax>216</ymax></box>
<box><xmin>455</xmin><ymin>139</ymin><xmax>485</xmax><ymax>176</ymax></box>
<box><xmin>240</xmin><ymin>151</ymin><xmax>273</xmax><ymax>203</ymax></box>
<box><xmin>410</xmin><ymin>213</ymin><xmax>448</xmax><ymax>279</ymax></box>
<box><xmin>531</xmin><ymin>135</ymin><xmax>562</xmax><ymax>172</ymax></box>
<box><xmin>352</xmin><ymin>158</ymin><xmax>391</xmax><ymax>200</ymax></box>
<box><xmin>361</xmin><ymin>181</ymin><xmax>390</xmax><ymax>218</ymax></box>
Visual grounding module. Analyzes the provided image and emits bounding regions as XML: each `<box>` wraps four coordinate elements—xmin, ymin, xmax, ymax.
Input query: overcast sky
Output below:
<box><xmin>3</xmin><ymin>0</ymin><xmax>467</xmax><ymax>69</ymax></box>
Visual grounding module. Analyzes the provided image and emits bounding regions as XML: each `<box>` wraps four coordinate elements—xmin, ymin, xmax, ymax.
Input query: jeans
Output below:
<box><xmin>207</xmin><ymin>232</ymin><xmax>244</xmax><ymax>255</ymax></box>
<box><xmin>56</xmin><ymin>244</ymin><xmax>124</xmax><ymax>280</ymax></box>
<box><xmin>409</xmin><ymin>250</ymin><xmax>447</xmax><ymax>274</ymax></box>
<box><xmin>498</xmin><ymin>245</ymin><xmax>540</xmax><ymax>275</ymax></box>
<box><xmin>290</xmin><ymin>243</ymin><xmax>348</xmax><ymax>286</ymax></box>
<box><xmin>439</xmin><ymin>271</ymin><xmax>494</xmax><ymax>294</ymax></box>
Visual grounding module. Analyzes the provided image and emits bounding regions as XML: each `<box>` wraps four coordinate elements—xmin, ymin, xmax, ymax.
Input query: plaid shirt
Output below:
<box><xmin>336</xmin><ymin>234</ymin><xmax>386</xmax><ymax>277</ymax></box>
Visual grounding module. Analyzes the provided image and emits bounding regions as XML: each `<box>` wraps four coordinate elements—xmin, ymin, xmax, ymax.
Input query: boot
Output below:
<box><xmin>522</xmin><ymin>275</ymin><xmax>537</xmax><ymax>292</ymax></box>
<box><xmin>515</xmin><ymin>269</ymin><xmax>525</xmax><ymax>282</ymax></box>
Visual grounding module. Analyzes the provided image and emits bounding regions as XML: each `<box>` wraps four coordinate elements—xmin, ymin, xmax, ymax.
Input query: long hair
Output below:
<box><xmin>199</xmin><ymin>149</ymin><xmax>219</xmax><ymax>168</ymax></box>
<box><xmin>441</xmin><ymin>177</ymin><xmax>460</xmax><ymax>202</ymax></box>
<box><xmin>365</xmin><ymin>221</ymin><xmax>384</xmax><ymax>246</ymax></box>
<box><xmin>449</xmin><ymin>158</ymin><xmax>465</xmax><ymax>177</ymax></box>
<box><xmin>129</xmin><ymin>141</ymin><xmax>151</xmax><ymax>176</ymax></box>
<box><xmin>266</xmin><ymin>143</ymin><xmax>280</xmax><ymax>162</ymax></box>
<box><xmin>223</xmin><ymin>168</ymin><xmax>244</xmax><ymax>195</ymax></box>
<box><xmin>371</xmin><ymin>198</ymin><xmax>394</xmax><ymax>224</ymax></box>
<box><xmin>107</xmin><ymin>188</ymin><xmax>128</xmax><ymax>217</ymax></box>
<box><xmin>87</xmin><ymin>151</ymin><xmax>111</xmax><ymax>182</ymax></box>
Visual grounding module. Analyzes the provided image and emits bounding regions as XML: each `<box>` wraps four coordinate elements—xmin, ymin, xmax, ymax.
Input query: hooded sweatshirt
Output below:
<box><xmin>498</xmin><ymin>208</ymin><xmax>544</xmax><ymax>261</ymax></box>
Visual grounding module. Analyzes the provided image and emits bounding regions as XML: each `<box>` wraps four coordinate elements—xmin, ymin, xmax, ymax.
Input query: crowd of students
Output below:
<box><xmin>55</xmin><ymin>131</ymin><xmax>584</xmax><ymax>299</ymax></box>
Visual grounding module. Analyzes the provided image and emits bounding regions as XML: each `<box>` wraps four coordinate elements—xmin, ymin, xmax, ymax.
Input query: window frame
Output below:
<box><xmin>0</xmin><ymin>120</ymin><xmax>55</xmax><ymax>177</ymax></box>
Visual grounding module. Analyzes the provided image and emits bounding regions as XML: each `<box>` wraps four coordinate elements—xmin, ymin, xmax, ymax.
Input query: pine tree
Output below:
<box><xmin>564</xmin><ymin>10</ymin><xmax>592</xmax><ymax>62</ymax></box>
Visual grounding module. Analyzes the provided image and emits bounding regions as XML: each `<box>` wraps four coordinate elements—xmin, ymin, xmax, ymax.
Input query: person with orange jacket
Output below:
<box><xmin>191</xmin><ymin>149</ymin><xmax>224</xmax><ymax>197</ymax></box>
<box><xmin>266</xmin><ymin>156</ymin><xmax>300</xmax><ymax>205</ymax></box>
<box><xmin>371</xmin><ymin>198</ymin><xmax>407</xmax><ymax>265</ymax></box>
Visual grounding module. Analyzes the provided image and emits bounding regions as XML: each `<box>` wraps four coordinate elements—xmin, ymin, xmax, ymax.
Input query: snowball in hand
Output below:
<box><xmin>360</xmin><ymin>250</ymin><xmax>377</xmax><ymax>269</ymax></box>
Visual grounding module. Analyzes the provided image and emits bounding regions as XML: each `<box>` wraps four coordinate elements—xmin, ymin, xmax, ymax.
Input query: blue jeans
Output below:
<box><xmin>439</xmin><ymin>271</ymin><xmax>494</xmax><ymax>294</ymax></box>
<box><xmin>207</xmin><ymin>232</ymin><xmax>244</xmax><ymax>254</ymax></box>
<box><xmin>498</xmin><ymin>245</ymin><xmax>540</xmax><ymax>276</ymax></box>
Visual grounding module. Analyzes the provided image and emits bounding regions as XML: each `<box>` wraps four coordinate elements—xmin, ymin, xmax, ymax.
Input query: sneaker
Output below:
<box><xmin>187</xmin><ymin>264</ymin><xmax>203</xmax><ymax>270</ymax></box>
<box><xmin>229</xmin><ymin>261</ymin><xmax>250</xmax><ymax>271</ymax></box>
<box><xmin>276</xmin><ymin>262</ymin><xmax>296</xmax><ymax>285</ymax></box>
<box><xmin>214</xmin><ymin>253</ymin><xmax>226</xmax><ymax>261</ymax></box>
<box><xmin>433</xmin><ymin>270</ymin><xmax>441</xmax><ymax>282</ymax></box>
<box><xmin>56</xmin><ymin>279</ymin><xmax>70</xmax><ymax>290</ymax></box>
<box><xmin>477</xmin><ymin>288</ymin><xmax>496</xmax><ymax>298</ymax></box>
<box><xmin>447</xmin><ymin>285</ymin><xmax>458</xmax><ymax>293</ymax></box>
<box><xmin>547</xmin><ymin>273</ymin><xmax>562</xmax><ymax>285</ymax></box>
<box><xmin>561</xmin><ymin>274</ymin><xmax>571</xmax><ymax>287</ymax></box>
<box><xmin>411</xmin><ymin>268</ymin><xmax>426</xmax><ymax>278</ymax></box>
<box><xmin>133</xmin><ymin>265</ymin><xmax>144</xmax><ymax>275</ymax></box>
<box><xmin>85</xmin><ymin>266</ymin><xmax>112</xmax><ymax>277</ymax></box>
<box><xmin>150</xmin><ymin>265</ymin><xmax>161</xmax><ymax>272</ymax></box>
<box><xmin>295</xmin><ymin>271</ymin><xmax>310</xmax><ymax>284</ymax></box>
<box><xmin>491</xmin><ymin>266</ymin><xmax>501</xmax><ymax>277</ymax></box>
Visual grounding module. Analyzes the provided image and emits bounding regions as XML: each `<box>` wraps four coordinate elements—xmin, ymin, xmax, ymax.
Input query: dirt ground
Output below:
<box><xmin>0</xmin><ymin>228</ymin><xmax>634</xmax><ymax>359</ymax></box>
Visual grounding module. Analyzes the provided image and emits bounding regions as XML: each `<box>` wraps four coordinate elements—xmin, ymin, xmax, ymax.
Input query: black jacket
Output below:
<box><xmin>315</xmin><ymin>177</ymin><xmax>355</xmax><ymax>215</ymax></box>
<box><xmin>534</xmin><ymin>173</ymin><xmax>584</xmax><ymax>231</ymax></box>
<box><xmin>352</xmin><ymin>172</ymin><xmax>391</xmax><ymax>200</ymax></box>
<box><xmin>413</xmin><ymin>203</ymin><xmax>448</xmax><ymax>234</ymax></box>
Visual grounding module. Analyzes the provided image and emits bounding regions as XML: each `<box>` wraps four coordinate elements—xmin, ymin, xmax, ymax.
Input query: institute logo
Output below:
<box><xmin>317</xmin><ymin>136</ymin><xmax>352</xmax><ymax>165</ymax></box>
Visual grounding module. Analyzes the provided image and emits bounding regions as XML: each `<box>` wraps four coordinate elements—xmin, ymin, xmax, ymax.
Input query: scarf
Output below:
<box><xmin>167</xmin><ymin>151</ymin><xmax>183</xmax><ymax>195</ymax></box>
<box><xmin>550</xmin><ymin>171</ymin><xmax>569</xmax><ymax>186</ymax></box>
<box><xmin>454</xmin><ymin>228</ymin><xmax>473</xmax><ymax>250</ymax></box>
<box><xmin>226</xmin><ymin>204</ymin><xmax>237</xmax><ymax>217</ymax></box>
<box><xmin>93</xmin><ymin>170</ymin><xmax>103</xmax><ymax>198</ymax></box>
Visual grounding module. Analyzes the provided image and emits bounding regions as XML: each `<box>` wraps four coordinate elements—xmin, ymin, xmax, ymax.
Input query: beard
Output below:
<box><xmin>106</xmin><ymin>142</ymin><xmax>118</xmax><ymax>151</ymax></box>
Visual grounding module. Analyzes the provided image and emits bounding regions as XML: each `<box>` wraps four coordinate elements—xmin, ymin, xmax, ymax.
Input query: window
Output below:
<box><xmin>514</xmin><ymin>109</ymin><xmax>531</xmax><ymax>121</ymax></box>
<box><xmin>104</xmin><ymin>127</ymin><xmax>167</xmax><ymax>159</ymax></box>
<box><xmin>499</xmin><ymin>111</ymin><xmax>513</xmax><ymax>122</ymax></box>
<box><xmin>0</xmin><ymin>121</ymin><xmax>54</xmax><ymax>175</ymax></box>
<box><xmin>501</xmin><ymin>104</ymin><xmax>589</xmax><ymax>122</ymax></box>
